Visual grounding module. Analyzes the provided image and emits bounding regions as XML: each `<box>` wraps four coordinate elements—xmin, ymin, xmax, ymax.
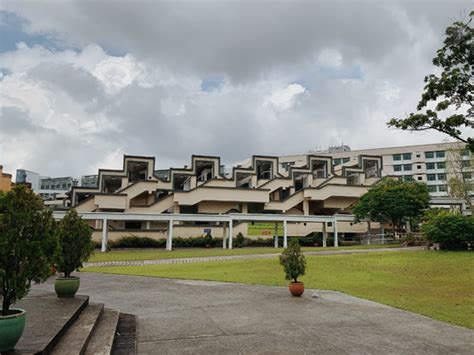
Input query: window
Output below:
<box><xmin>403</xmin><ymin>164</ymin><xmax>412</xmax><ymax>171</ymax></box>
<box><xmin>437</xmin><ymin>173</ymin><xmax>446</xmax><ymax>181</ymax></box>
<box><xmin>404</xmin><ymin>175</ymin><xmax>413</xmax><ymax>182</ymax></box>
<box><xmin>393</xmin><ymin>165</ymin><xmax>402</xmax><ymax>172</ymax></box>
<box><xmin>342</xmin><ymin>157</ymin><xmax>350</xmax><ymax>163</ymax></box>
<box><xmin>41</xmin><ymin>185</ymin><xmax>45</xmax><ymax>189</ymax></box>
<box><xmin>427</xmin><ymin>174</ymin><xmax>436</xmax><ymax>181</ymax></box>
<box><xmin>416</xmin><ymin>153</ymin><xmax>421</xmax><ymax>158</ymax></box>
<box><xmin>417</xmin><ymin>165</ymin><xmax>422</xmax><ymax>169</ymax></box>
<box><xmin>427</xmin><ymin>185</ymin><xmax>437</xmax><ymax>193</ymax></box>
<box><xmin>437</xmin><ymin>162</ymin><xmax>445</xmax><ymax>169</ymax></box>
<box><xmin>460</xmin><ymin>150</ymin><xmax>470</xmax><ymax>156</ymax></box>
<box><xmin>425</xmin><ymin>151</ymin><xmax>434</xmax><ymax>159</ymax></box>
<box><xmin>426</xmin><ymin>162</ymin><xmax>435</xmax><ymax>170</ymax></box>
<box><xmin>333</xmin><ymin>159</ymin><xmax>341</xmax><ymax>166</ymax></box>
<box><xmin>463</xmin><ymin>172</ymin><xmax>472</xmax><ymax>180</ymax></box>
<box><xmin>462</xmin><ymin>160</ymin><xmax>471</xmax><ymax>168</ymax></box>
<box><xmin>417</xmin><ymin>176</ymin><xmax>423</xmax><ymax>181</ymax></box>
<box><xmin>435</xmin><ymin>151</ymin><xmax>445</xmax><ymax>158</ymax></box>
<box><xmin>438</xmin><ymin>185</ymin><xmax>447</xmax><ymax>192</ymax></box>
<box><xmin>403</xmin><ymin>153</ymin><xmax>412</xmax><ymax>160</ymax></box>
<box><xmin>393</xmin><ymin>154</ymin><xmax>401</xmax><ymax>161</ymax></box>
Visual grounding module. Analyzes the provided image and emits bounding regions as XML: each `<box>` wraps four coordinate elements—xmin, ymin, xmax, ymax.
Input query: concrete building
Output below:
<box><xmin>0</xmin><ymin>165</ymin><xmax>14</xmax><ymax>192</ymax></box>
<box><xmin>70</xmin><ymin>153</ymin><xmax>385</xmax><ymax>244</ymax></box>
<box><xmin>15</xmin><ymin>169</ymin><xmax>46</xmax><ymax>191</ymax></box>
<box><xmin>280</xmin><ymin>141</ymin><xmax>473</xmax><ymax>213</ymax></box>
<box><xmin>81</xmin><ymin>175</ymin><xmax>98</xmax><ymax>188</ymax></box>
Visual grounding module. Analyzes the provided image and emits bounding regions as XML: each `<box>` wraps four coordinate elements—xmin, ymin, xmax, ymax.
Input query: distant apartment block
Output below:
<box><xmin>81</xmin><ymin>175</ymin><xmax>98</xmax><ymax>188</ymax></box>
<box><xmin>0</xmin><ymin>165</ymin><xmax>14</xmax><ymax>192</ymax></box>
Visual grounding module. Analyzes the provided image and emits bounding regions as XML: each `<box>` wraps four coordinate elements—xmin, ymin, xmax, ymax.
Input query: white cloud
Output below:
<box><xmin>264</xmin><ymin>84</ymin><xmax>306</xmax><ymax>111</ymax></box>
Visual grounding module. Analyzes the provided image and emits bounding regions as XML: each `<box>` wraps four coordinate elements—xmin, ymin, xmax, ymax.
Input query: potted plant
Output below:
<box><xmin>54</xmin><ymin>209</ymin><xmax>94</xmax><ymax>298</ymax></box>
<box><xmin>279</xmin><ymin>239</ymin><xmax>306</xmax><ymax>297</ymax></box>
<box><xmin>0</xmin><ymin>186</ymin><xmax>57</xmax><ymax>352</ymax></box>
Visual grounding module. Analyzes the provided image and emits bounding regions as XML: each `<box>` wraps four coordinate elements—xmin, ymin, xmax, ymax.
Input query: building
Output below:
<box><xmin>70</xmin><ymin>153</ymin><xmax>385</xmax><ymax>244</ymax></box>
<box><xmin>0</xmin><ymin>165</ymin><xmax>14</xmax><ymax>192</ymax></box>
<box><xmin>15</xmin><ymin>169</ymin><xmax>46</xmax><ymax>191</ymax></box>
<box><xmin>81</xmin><ymin>175</ymin><xmax>98</xmax><ymax>188</ymax></box>
<box><xmin>38</xmin><ymin>176</ymin><xmax>78</xmax><ymax>202</ymax></box>
<box><xmin>280</xmin><ymin>141</ymin><xmax>473</xmax><ymax>213</ymax></box>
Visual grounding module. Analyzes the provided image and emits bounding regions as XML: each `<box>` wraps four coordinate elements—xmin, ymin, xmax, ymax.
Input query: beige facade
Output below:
<box><xmin>0</xmin><ymin>165</ymin><xmax>14</xmax><ymax>192</ymax></box>
<box><xmin>71</xmin><ymin>153</ymin><xmax>384</xmax><ymax>242</ymax></box>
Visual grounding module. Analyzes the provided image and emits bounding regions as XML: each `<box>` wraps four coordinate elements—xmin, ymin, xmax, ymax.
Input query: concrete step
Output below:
<box><xmin>13</xmin><ymin>291</ymin><xmax>89</xmax><ymax>354</ymax></box>
<box><xmin>51</xmin><ymin>303</ymin><xmax>104</xmax><ymax>355</ymax></box>
<box><xmin>84</xmin><ymin>308</ymin><xmax>120</xmax><ymax>355</ymax></box>
<box><xmin>112</xmin><ymin>313</ymin><xmax>138</xmax><ymax>355</ymax></box>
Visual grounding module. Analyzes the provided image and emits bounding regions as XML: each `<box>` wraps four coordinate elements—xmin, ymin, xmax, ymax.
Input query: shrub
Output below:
<box><xmin>279</xmin><ymin>239</ymin><xmax>306</xmax><ymax>283</ymax></box>
<box><xmin>55</xmin><ymin>209</ymin><xmax>94</xmax><ymax>277</ymax></box>
<box><xmin>111</xmin><ymin>236</ymin><xmax>164</xmax><ymax>249</ymax></box>
<box><xmin>422</xmin><ymin>211</ymin><xmax>474</xmax><ymax>250</ymax></box>
<box><xmin>0</xmin><ymin>185</ymin><xmax>57</xmax><ymax>315</ymax></box>
<box><xmin>234</xmin><ymin>232</ymin><xmax>245</xmax><ymax>248</ymax></box>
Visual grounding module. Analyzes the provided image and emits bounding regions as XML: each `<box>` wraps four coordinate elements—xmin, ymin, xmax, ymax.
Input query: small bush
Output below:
<box><xmin>279</xmin><ymin>239</ymin><xmax>306</xmax><ymax>283</ymax></box>
<box><xmin>422</xmin><ymin>211</ymin><xmax>474</xmax><ymax>250</ymax></box>
<box><xmin>234</xmin><ymin>232</ymin><xmax>245</xmax><ymax>248</ymax></box>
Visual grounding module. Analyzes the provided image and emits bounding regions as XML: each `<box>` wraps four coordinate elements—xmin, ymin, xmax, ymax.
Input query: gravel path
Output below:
<box><xmin>84</xmin><ymin>246</ymin><xmax>423</xmax><ymax>268</ymax></box>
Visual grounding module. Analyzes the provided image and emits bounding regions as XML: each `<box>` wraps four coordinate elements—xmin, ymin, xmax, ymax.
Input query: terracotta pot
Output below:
<box><xmin>50</xmin><ymin>264</ymin><xmax>57</xmax><ymax>275</ymax></box>
<box><xmin>288</xmin><ymin>282</ymin><xmax>305</xmax><ymax>297</ymax></box>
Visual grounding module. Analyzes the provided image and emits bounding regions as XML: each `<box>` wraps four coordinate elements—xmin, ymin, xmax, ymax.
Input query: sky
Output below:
<box><xmin>0</xmin><ymin>0</ymin><xmax>472</xmax><ymax>178</ymax></box>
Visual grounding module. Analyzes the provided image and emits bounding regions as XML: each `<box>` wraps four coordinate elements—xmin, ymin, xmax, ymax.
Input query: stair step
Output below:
<box><xmin>51</xmin><ymin>303</ymin><xmax>104</xmax><ymax>355</ymax></box>
<box><xmin>84</xmin><ymin>308</ymin><xmax>120</xmax><ymax>355</ymax></box>
<box><xmin>112</xmin><ymin>313</ymin><xmax>138</xmax><ymax>355</ymax></box>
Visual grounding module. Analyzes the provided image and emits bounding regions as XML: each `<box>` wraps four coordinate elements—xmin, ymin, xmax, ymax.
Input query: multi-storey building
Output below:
<box><xmin>15</xmin><ymin>169</ymin><xmax>46</xmax><ymax>191</ymax></box>
<box><xmin>0</xmin><ymin>165</ymin><xmax>14</xmax><ymax>192</ymax></box>
<box><xmin>81</xmin><ymin>175</ymin><xmax>99</xmax><ymax>188</ymax></box>
<box><xmin>39</xmin><ymin>176</ymin><xmax>78</xmax><ymax>200</ymax></box>
<box><xmin>280</xmin><ymin>141</ymin><xmax>473</xmax><ymax>212</ymax></box>
<box><xmin>70</xmin><ymin>154</ymin><xmax>384</xmax><ymax>243</ymax></box>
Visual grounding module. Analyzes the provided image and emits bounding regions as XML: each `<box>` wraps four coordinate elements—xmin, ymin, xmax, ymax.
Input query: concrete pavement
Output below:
<box><xmin>32</xmin><ymin>272</ymin><xmax>473</xmax><ymax>354</ymax></box>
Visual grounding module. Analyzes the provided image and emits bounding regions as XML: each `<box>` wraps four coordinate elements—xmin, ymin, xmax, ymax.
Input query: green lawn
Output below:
<box><xmin>85</xmin><ymin>251</ymin><xmax>474</xmax><ymax>329</ymax></box>
<box><xmin>89</xmin><ymin>244</ymin><xmax>401</xmax><ymax>262</ymax></box>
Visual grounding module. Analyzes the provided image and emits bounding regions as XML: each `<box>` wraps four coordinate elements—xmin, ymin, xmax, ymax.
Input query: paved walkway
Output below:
<box><xmin>85</xmin><ymin>246</ymin><xmax>423</xmax><ymax>267</ymax></box>
<box><xmin>33</xmin><ymin>272</ymin><xmax>473</xmax><ymax>354</ymax></box>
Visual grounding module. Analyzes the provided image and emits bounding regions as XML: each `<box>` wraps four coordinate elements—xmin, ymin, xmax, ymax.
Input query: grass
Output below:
<box><xmin>89</xmin><ymin>244</ymin><xmax>401</xmax><ymax>262</ymax></box>
<box><xmin>85</xmin><ymin>251</ymin><xmax>474</xmax><ymax>329</ymax></box>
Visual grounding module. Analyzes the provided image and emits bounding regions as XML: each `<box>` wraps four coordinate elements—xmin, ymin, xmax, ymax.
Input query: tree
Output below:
<box><xmin>388</xmin><ymin>11</ymin><xmax>474</xmax><ymax>152</ymax></box>
<box><xmin>279</xmin><ymin>239</ymin><xmax>306</xmax><ymax>283</ymax></box>
<box><xmin>445</xmin><ymin>145</ymin><xmax>473</xmax><ymax>211</ymax></box>
<box><xmin>422</xmin><ymin>210</ymin><xmax>473</xmax><ymax>250</ymax></box>
<box><xmin>55</xmin><ymin>209</ymin><xmax>94</xmax><ymax>278</ymax></box>
<box><xmin>0</xmin><ymin>185</ymin><xmax>57</xmax><ymax>316</ymax></box>
<box><xmin>352</xmin><ymin>179</ymin><xmax>430</xmax><ymax>236</ymax></box>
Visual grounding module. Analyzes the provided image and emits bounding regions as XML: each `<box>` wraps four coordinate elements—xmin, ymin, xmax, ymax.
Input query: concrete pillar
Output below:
<box><xmin>166</xmin><ymin>220</ymin><xmax>173</xmax><ymax>251</ymax></box>
<box><xmin>145</xmin><ymin>221</ymin><xmax>151</xmax><ymax>230</ymax></box>
<box><xmin>334</xmin><ymin>218</ymin><xmax>339</xmax><ymax>247</ymax></box>
<box><xmin>101</xmin><ymin>219</ymin><xmax>108</xmax><ymax>252</ymax></box>
<box><xmin>322</xmin><ymin>222</ymin><xmax>327</xmax><ymax>248</ymax></box>
<box><xmin>381</xmin><ymin>224</ymin><xmax>385</xmax><ymax>244</ymax></box>
<box><xmin>228</xmin><ymin>220</ymin><xmax>233</xmax><ymax>249</ymax></box>
<box><xmin>223</xmin><ymin>223</ymin><xmax>228</xmax><ymax>249</ymax></box>
<box><xmin>283</xmin><ymin>220</ymin><xmax>288</xmax><ymax>248</ymax></box>
<box><xmin>303</xmin><ymin>199</ymin><xmax>309</xmax><ymax>216</ymax></box>
<box><xmin>95</xmin><ymin>219</ymin><xmax>102</xmax><ymax>230</ymax></box>
<box><xmin>241</xmin><ymin>203</ymin><xmax>248</xmax><ymax>214</ymax></box>
<box><xmin>174</xmin><ymin>203</ymin><xmax>180</xmax><ymax>214</ymax></box>
<box><xmin>274</xmin><ymin>223</ymin><xmax>279</xmax><ymax>248</ymax></box>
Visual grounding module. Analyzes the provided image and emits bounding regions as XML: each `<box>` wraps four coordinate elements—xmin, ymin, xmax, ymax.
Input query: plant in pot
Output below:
<box><xmin>54</xmin><ymin>209</ymin><xmax>94</xmax><ymax>298</ymax></box>
<box><xmin>0</xmin><ymin>185</ymin><xmax>57</xmax><ymax>352</ymax></box>
<box><xmin>279</xmin><ymin>239</ymin><xmax>306</xmax><ymax>297</ymax></box>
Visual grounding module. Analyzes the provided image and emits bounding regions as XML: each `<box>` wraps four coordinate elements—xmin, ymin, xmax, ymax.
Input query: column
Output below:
<box><xmin>228</xmin><ymin>220</ymin><xmax>233</xmax><ymax>249</ymax></box>
<box><xmin>322</xmin><ymin>222</ymin><xmax>327</xmax><ymax>248</ymax></box>
<box><xmin>101</xmin><ymin>218</ymin><xmax>108</xmax><ymax>252</ymax></box>
<box><xmin>223</xmin><ymin>222</ymin><xmax>228</xmax><ymax>249</ymax></box>
<box><xmin>274</xmin><ymin>223</ymin><xmax>278</xmax><ymax>248</ymax></box>
<box><xmin>303</xmin><ymin>199</ymin><xmax>309</xmax><ymax>216</ymax></box>
<box><xmin>166</xmin><ymin>219</ymin><xmax>173</xmax><ymax>251</ymax></box>
<box><xmin>283</xmin><ymin>220</ymin><xmax>288</xmax><ymax>248</ymax></box>
<box><xmin>381</xmin><ymin>224</ymin><xmax>385</xmax><ymax>245</ymax></box>
<box><xmin>145</xmin><ymin>221</ymin><xmax>151</xmax><ymax>230</ymax></box>
<box><xmin>334</xmin><ymin>218</ymin><xmax>339</xmax><ymax>247</ymax></box>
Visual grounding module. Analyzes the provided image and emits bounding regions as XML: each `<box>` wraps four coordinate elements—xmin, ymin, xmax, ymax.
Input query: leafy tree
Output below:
<box><xmin>388</xmin><ymin>12</ymin><xmax>474</xmax><ymax>152</ymax></box>
<box><xmin>352</xmin><ymin>179</ymin><xmax>430</xmax><ymax>236</ymax></box>
<box><xmin>445</xmin><ymin>145</ymin><xmax>473</xmax><ymax>210</ymax></box>
<box><xmin>234</xmin><ymin>232</ymin><xmax>245</xmax><ymax>248</ymax></box>
<box><xmin>279</xmin><ymin>239</ymin><xmax>306</xmax><ymax>283</ymax></box>
<box><xmin>0</xmin><ymin>185</ymin><xmax>57</xmax><ymax>315</ymax></box>
<box><xmin>422</xmin><ymin>210</ymin><xmax>473</xmax><ymax>250</ymax></box>
<box><xmin>55</xmin><ymin>209</ymin><xmax>94</xmax><ymax>278</ymax></box>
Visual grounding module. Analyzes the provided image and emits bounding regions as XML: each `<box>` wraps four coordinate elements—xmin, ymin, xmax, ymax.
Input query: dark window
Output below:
<box><xmin>125</xmin><ymin>221</ymin><xmax>142</xmax><ymax>230</ymax></box>
<box><xmin>435</xmin><ymin>151</ymin><xmax>445</xmax><ymax>158</ymax></box>
<box><xmin>426</xmin><ymin>163</ymin><xmax>435</xmax><ymax>170</ymax></box>
<box><xmin>462</xmin><ymin>160</ymin><xmax>471</xmax><ymax>168</ymax></box>
<box><xmin>437</xmin><ymin>173</ymin><xmax>446</xmax><ymax>181</ymax></box>
<box><xmin>437</xmin><ymin>162</ymin><xmax>445</xmax><ymax>169</ymax></box>
<box><xmin>427</xmin><ymin>174</ymin><xmax>436</xmax><ymax>181</ymax></box>
<box><xmin>402</xmin><ymin>153</ymin><xmax>412</xmax><ymax>160</ymax></box>
<box><xmin>393</xmin><ymin>154</ymin><xmax>401</xmax><ymax>161</ymax></box>
<box><xmin>427</xmin><ymin>185</ymin><xmax>437</xmax><ymax>193</ymax></box>
<box><xmin>403</xmin><ymin>164</ymin><xmax>412</xmax><ymax>171</ymax></box>
<box><xmin>425</xmin><ymin>151</ymin><xmax>434</xmax><ymax>159</ymax></box>
<box><xmin>394</xmin><ymin>165</ymin><xmax>402</xmax><ymax>172</ymax></box>
<box><xmin>438</xmin><ymin>185</ymin><xmax>447</xmax><ymax>192</ymax></box>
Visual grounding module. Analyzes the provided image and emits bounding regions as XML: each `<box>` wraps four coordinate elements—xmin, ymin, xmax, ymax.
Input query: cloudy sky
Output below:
<box><xmin>0</xmin><ymin>0</ymin><xmax>472</xmax><ymax>178</ymax></box>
